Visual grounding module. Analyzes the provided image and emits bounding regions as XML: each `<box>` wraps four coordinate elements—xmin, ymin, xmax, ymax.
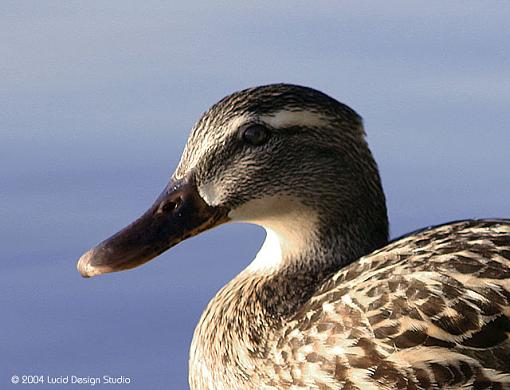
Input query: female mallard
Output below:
<box><xmin>77</xmin><ymin>84</ymin><xmax>510</xmax><ymax>389</ymax></box>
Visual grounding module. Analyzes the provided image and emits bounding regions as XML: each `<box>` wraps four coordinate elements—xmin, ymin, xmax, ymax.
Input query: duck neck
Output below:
<box><xmin>189</xmin><ymin>203</ymin><xmax>388</xmax><ymax>388</ymax></box>
<box><xmin>189</xmin><ymin>251</ymin><xmax>330</xmax><ymax>389</ymax></box>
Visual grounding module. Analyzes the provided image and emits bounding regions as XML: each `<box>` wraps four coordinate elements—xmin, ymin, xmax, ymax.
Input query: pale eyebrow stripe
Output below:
<box><xmin>259</xmin><ymin>110</ymin><xmax>330</xmax><ymax>129</ymax></box>
<box><xmin>176</xmin><ymin>110</ymin><xmax>330</xmax><ymax>179</ymax></box>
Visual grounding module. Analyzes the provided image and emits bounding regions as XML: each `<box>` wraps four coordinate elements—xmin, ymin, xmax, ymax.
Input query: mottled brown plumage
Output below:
<box><xmin>77</xmin><ymin>84</ymin><xmax>510</xmax><ymax>389</ymax></box>
<box><xmin>190</xmin><ymin>220</ymin><xmax>510</xmax><ymax>389</ymax></box>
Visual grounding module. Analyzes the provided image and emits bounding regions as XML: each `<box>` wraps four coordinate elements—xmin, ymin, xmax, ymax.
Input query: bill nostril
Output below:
<box><xmin>161</xmin><ymin>197</ymin><xmax>182</xmax><ymax>213</ymax></box>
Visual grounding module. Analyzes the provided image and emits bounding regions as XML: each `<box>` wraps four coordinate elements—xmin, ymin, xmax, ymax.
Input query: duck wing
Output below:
<box><xmin>262</xmin><ymin>220</ymin><xmax>510</xmax><ymax>389</ymax></box>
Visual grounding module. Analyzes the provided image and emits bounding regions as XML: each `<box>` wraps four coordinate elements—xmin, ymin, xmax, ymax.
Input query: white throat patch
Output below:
<box><xmin>228</xmin><ymin>196</ymin><xmax>318</xmax><ymax>273</ymax></box>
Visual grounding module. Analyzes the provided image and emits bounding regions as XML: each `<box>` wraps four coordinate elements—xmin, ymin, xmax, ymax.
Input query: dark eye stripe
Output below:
<box><xmin>242</xmin><ymin>124</ymin><xmax>270</xmax><ymax>146</ymax></box>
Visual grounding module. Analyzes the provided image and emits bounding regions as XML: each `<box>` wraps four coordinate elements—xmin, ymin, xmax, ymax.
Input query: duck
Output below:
<box><xmin>77</xmin><ymin>84</ymin><xmax>510</xmax><ymax>389</ymax></box>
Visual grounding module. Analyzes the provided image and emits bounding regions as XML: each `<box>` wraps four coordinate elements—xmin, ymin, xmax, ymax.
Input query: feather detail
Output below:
<box><xmin>191</xmin><ymin>220</ymin><xmax>510</xmax><ymax>389</ymax></box>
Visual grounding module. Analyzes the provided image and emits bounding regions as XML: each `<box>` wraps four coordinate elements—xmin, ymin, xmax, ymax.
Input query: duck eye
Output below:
<box><xmin>241</xmin><ymin>124</ymin><xmax>270</xmax><ymax>146</ymax></box>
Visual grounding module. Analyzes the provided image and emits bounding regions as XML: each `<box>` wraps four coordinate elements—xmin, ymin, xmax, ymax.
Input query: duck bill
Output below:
<box><xmin>76</xmin><ymin>178</ymin><xmax>229</xmax><ymax>277</ymax></box>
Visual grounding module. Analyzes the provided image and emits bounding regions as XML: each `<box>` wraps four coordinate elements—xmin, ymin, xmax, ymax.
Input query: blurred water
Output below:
<box><xmin>1</xmin><ymin>2</ymin><xmax>509</xmax><ymax>389</ymax></box>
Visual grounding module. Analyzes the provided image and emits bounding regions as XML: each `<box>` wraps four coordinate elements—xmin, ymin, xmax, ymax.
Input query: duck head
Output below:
<box><xmin>77</xmin><ymin>84</ymin><xmax>388</xmax><ymax>277</ymax></box>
